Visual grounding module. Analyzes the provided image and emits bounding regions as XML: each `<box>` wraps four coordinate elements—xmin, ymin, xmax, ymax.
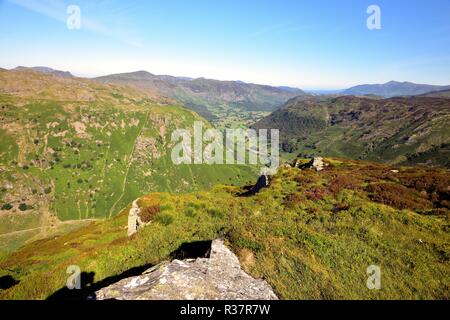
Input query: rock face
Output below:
<box><xmin>309</xmin><ymin>157</ymin><xmax>326</xmax><ymax>171</ymax></box>
<box><xmin>294</xmin><ymin>157</ymin><xmax>327</xmax><ymax>171</ymax></box>
<box><xmin>127</xmin><ymin>199</ymin><xmax>141</xmax><ymax>237</ymax></box>
<box><xmin>94</xmin><ymin>239</ymin><xmax>278</xmax><ymax>300</ymax></box>
<box><xmin>127</xmin><ymin>199</ymin><xmax>154</xmax><ymax>237</ymax></box>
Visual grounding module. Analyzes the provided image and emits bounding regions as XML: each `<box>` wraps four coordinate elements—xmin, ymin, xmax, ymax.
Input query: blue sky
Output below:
<box><xmin>0</xmin><ymin>0</ymin><xmax>449</xmax><ymax>89</ymax></box>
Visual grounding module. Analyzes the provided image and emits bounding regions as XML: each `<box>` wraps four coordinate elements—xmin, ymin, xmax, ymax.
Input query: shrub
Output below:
<box><xmin>429</xmin><ymin>208</ymin><xmax>450</xmax><ymax>217</ymax></box>
<box><xmin>155</xmin><ymin>213</ymin><xmax>174</xmax><ymax>226</ymax></box>
<box><xmin>333</xmin><ymin>203</ymin><xmax>350</xmax><ymax>212</ymax></box>
<box><xmin>293</xmin><ymin>174</ymin><xmax>317</xmax><ymax>186</ymax></box>
<box><xmin>229</xmin><ymin>231</ymin><xmax>264</xmax><ymax>252</ymax></box>
<box><xmin>18</xmin><ymin>203</ymin><xmax>30</xmax><ymax>211</ymax></box>
<box><xmin>139</xmin><ymin>205</ymin><xmax>160</xmax><ymax>223</ymax></box>
<box><xmin>207</xmin><ymin>208</ymin><xmax>224</xmax><ymax>219</ymax></box>
<box><xmin>328</xmin><ymin>174</ymin><xmax>360</xmax><ymax>194</ymax></box>
<box><xmin>187</xmin><ymin>202</ymin><xmax>204</xmax><ymax>210</ymax></box>
<box><xmin>283</xmin><ymin>193</ymin><xmax>306</xmax><ymax>208</ymax></box>
<box><xmin>160</xmin><ymin>204</ymin><xmax>173</xmax><ymax>211</ymax></box>
<box><xmin>1</xmin><ymin>203</ymin><xmax>13</xmax><ymax>210</ymax></box>
<box><xmin>366</xmin><ymin>183</ymin><xmax>431</xmax><ymax>211</ymax></box>
<box><xmin>398</xmin><ymin>171</ymin><xmax>449</xmax><ymax>193</ymax></box>
<box><xmin>396</xmin><ymin>171</ymin><xmax>450</xmax><ymax>208</ymax></box>
<box><xmin>184</xmin><ymin>207</ymin><xmax>196</xmax><ymax>217</ymax></box>
<box><xmin>305</xmin><ymin>186</ymin><xmax>332</xmax><ymax>201</ymax></box>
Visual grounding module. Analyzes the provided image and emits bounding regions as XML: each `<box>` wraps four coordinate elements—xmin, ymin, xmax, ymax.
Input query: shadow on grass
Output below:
<box><xmin>0</xmin><ymin>275</ymin><xmax>20</xmax><ymax>290</ymax></box>
<box><xmin>170</xmin><ymin>240</ymin><xmax>212</xmax><ymax>260</ymax></box>
<box><xmin>239</xmin><ymin>175</ymin><xmax>269</xmax><ymax>197</ymax></box>
<box><xmin>46</xmin><ymin>264</ymin><xmax>154</xmax><ymax>300</ymax></box>
<box><xmin>47</xmin><ymin>240</ymin><xmax>214</xmax><ymax>300</ymax></box>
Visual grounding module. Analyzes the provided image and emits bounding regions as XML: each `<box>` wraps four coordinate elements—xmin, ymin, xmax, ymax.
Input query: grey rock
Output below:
<box><xmin>295</xmin><ymin>157</ymin><xmax>327</xmax><ymax>171</ymax></box>
<box><xmin>127</xmin><ymin>199</ymin><xmax>140</xmax><ymax>237</ymax></box>
<box><xmin>95</xmin><ymin>239</ymin><xmax>278</xmax><ymax>300</ymax></box>
<box><xmin>309</xmin><ymin>157</ymin><xmax>326</xmax><ymax>171</ymax></box>
<box><xmin>127</xmin><ymin>199</ymin><xmax>150</xmax><ymax>237</ymax></box>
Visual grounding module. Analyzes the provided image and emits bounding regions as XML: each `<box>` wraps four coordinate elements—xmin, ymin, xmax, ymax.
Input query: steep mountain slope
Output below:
<box><xmin>253</xmin><ymin>95</ymin><xmax>450</xmax><ymax>167</ymax></box>
<box><xmin>342</xmin><ymin>81</ymin><xmax>450</xmax><ymax>97</ymax></box>
<box><xmin>1</xmin><ymin>158</ymin><xmax>448</xmax><ymax>300</ymax></box>
<box><xmin>0</xmin><ymin>69</ymin><xmax>257</xmax><ymax>253</ymax></box>
<box><xmin>94</xmin><ymin>71</ymin><xmax>305</xmax><ymax>128</ymax></box>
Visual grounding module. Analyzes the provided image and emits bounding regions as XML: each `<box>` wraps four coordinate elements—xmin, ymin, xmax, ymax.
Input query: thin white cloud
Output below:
<box><xmin>249</xmin><ymin>23</ymin><xmax>309</xmax><ymax>38</ymax></box>
<box><xmin>6</xmin><ymin>0</ymin><xmax>143</xmax><ymax>48</ymax></box>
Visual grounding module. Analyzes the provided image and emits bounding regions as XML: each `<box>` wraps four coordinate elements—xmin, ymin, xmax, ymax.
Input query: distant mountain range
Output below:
<box><xmin>342</xmin><ymin>81</ymin><xmax>450</xmax><ymax>97</ymax></box>
<box><xmin>4</xmin><ymin>67</ymin><xmax>306</xmax><ymax>127</ymax></box>
<box><xmin>4</xmin><ymin>66</ymin><xmax>450</xmax><ymax>135</ymax></box>
<box><xmin>94</xmin><ymin>71</ymin><xmax>306</xmax><ymax>127</ymax></box>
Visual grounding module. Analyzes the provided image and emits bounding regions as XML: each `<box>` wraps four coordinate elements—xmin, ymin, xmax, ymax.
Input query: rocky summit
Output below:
<box><xmin>94</xmin><ymin>239</ymin><xmax>278</xmax><ymax>300</ymax></box>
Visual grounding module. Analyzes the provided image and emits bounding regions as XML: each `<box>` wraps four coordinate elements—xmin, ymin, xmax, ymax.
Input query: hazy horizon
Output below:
<box><xmin>5</xmin><ymin>64</ymin><xmax>450</xmax><ymax>92</ymax></box>
<box><xmin>1</xmin><ymin>0</ymin><xmax>450</xmax><ymax>89</ymax></box>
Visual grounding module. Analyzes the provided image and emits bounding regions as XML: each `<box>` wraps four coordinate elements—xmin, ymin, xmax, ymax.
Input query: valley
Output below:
<box><xmin>0</xmin><ymin>68</ymin><xmax>258</xmax><ymax>253</ymax></box>
<box><xmin>94</xmin><ymin>71</ymin><xmax>305</xmax><ymax>129</ymax></box>
<box><xmin>1</xmin><ymin>0</ymin><xmax>449</xmax><ymax>305</ymax></box>
<box><xmin>0</xmin><ymin>66</ymin><xmax>449</xmax><ymax>301</ymax></box>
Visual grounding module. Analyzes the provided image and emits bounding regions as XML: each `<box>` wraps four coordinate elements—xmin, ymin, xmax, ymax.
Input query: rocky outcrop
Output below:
<box><xmin>94</xmin><ymin>239</ymin><xmax>278</xmax><ymax>300</ymax></box>
<box><xmin>294</xmin><ymin>157</ymin><xmax>327</xmax><ymax>171</ymax></box>
<box><xmin>127</xmin><ymin>199</ymin><xmax>142</xmax><ymax>237</ymax></box>
<box><xmin>308</xmin><ymin>157</ymin><xmax>326</xmax><ymax>171</ymax></box>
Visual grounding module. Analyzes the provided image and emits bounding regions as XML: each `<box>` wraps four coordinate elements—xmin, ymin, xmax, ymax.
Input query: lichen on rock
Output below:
<box><xmin>94</xmin><ymin>239</ymin><xmax>278</xmax><ymax>300</ymax></box>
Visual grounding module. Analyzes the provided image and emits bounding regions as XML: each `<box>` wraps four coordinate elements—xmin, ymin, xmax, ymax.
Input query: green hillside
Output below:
<box><xmin>0</xmin><ymin>69</ymin><xmax>257</xmax><ymax>253</ymax></box>
<box><xmin>1</xmin><ymin>158</ymin><xmax>448</xmax><ymax>299</ymax></box>
<box><xmin>253</xmin><ymin>95</ymin><xmax>450</xmax><ymax>167</ymax></box>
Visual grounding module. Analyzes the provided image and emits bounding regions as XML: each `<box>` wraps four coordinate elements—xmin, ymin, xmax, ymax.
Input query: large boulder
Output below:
<box><xmin>94</xmin><ymin>239</ymin><xmax>278</xmax><ymax>300</ymax></box>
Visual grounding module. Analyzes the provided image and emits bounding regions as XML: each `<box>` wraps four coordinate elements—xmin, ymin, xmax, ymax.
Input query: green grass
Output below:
<box><xmin>1</xmin><ymin>159</ymin><xmax>448</xmax><ymax>300</ymax></box>
<box><xmin>0</xmin><ymin>93</ymin><xmax>258</xmax><ymax>252</ymax></box>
